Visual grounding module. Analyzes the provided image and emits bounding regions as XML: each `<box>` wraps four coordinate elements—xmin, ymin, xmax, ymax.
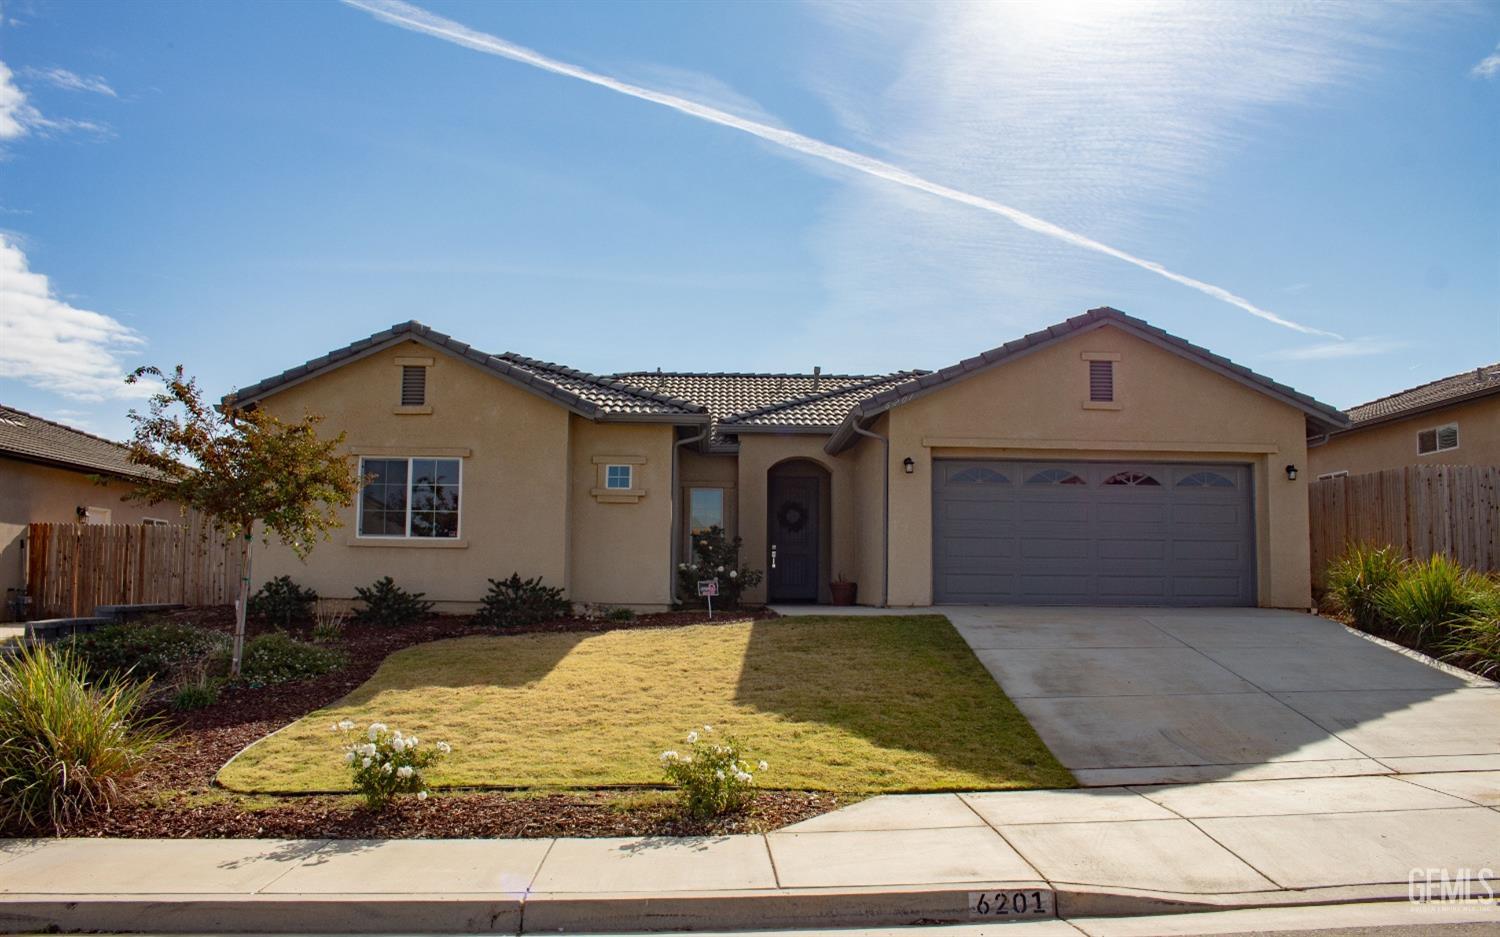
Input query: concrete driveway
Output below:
<box><xmin>939</xmin><ymin>606</ymin><xmax>1500</xmax><ymax>786</ymax></box>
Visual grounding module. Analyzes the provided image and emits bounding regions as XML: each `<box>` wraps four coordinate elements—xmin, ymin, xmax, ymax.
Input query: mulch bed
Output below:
<box><xmin>49</xmin><ymin>605</ymin><xmax>845</xmax><ymax>839</ymax></box>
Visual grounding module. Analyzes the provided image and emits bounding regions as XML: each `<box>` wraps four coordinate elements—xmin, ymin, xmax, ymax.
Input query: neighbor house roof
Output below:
<box><xmin>1339</xmin><ymin>362</ymin><xmax>1500</xmax><ymax>430</ymax></box>
<box><xmin>826</xmin><ymin>306</ymin><xmax>1350</xmax><ymax>453</ymax></box>
<box><xmin>612</xmin><ymin>371</ymin><xmax>925</xmax><ymax>447</ymax></box>
<box><xmin>0</xmin><ymin>405</ymin><xmax>153</xmax><ymax>480</ymax></box>
<box><xmin>229</xmin><ymin>322</ymin><xmax>709</xmax><ymax>423</ymax></box>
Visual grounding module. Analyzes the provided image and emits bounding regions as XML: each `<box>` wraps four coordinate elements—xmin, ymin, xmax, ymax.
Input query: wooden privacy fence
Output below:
<box><xmin>1310</xmin><ymin>465</ymin><xmax>1500</xmax><ymax>584</ymax></box>
<box><xmin>25</xmin><ymin>519</ymin><xmax>244</xmax><ymax>619</ymax></box>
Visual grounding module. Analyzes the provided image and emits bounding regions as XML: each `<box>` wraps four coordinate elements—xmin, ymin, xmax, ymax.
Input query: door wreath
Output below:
<box><xmin>777</xmin><ymin>501</ymin><xmax>808</xmax><ymax>533</ymax></box>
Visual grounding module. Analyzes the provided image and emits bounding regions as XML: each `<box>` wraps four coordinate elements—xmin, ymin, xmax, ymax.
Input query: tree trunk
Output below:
<box><xmin>231</xmin><ymin>535</ymin><xmax>252</xmax><ymax>677</ymax></box>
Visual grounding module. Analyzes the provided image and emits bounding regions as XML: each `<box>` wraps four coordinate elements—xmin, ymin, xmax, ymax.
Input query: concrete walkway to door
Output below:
<box><xmin>774</xmin><ymin>605</ymin><xmax>1500</xmax><ymax>787</ymax></box>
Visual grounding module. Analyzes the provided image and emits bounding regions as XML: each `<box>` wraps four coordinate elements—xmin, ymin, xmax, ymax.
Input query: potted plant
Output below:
<box><xmin>829</xmin><ymin>574</ymin><xmax>857</xmax><ymax>606</ymax></box>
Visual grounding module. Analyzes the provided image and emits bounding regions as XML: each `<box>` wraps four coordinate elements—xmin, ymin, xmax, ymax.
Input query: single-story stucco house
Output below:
<box><xmin>0</xmin><ymin>405</ymin><xmax>179</xmax><ymax>621</ymax></box>
<box><xmin>1308</xmin><ymin>362</ymin><xmax>1499</xmax><ymax>479</ymax></box>
<box><xmin>234</xmin><ymin>307</ymin><xmax>1348</xmax><ymax>611</ymax></box>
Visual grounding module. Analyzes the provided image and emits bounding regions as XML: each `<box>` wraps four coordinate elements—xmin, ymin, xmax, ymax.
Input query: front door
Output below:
<box><xmin>768</xmin><ymin>474</ymin><xmax>820</xmax><ymax>602</ymax></box>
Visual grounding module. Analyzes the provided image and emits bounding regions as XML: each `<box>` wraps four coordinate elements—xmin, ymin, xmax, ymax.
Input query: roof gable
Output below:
<box><xmin>825</xmin><ymin>307</ymin><xmax>1348</xmax><ymax>453</ymax></box>
<box><xmin>228</xmin><ymin>322</ymin><xmax>708</xmax><ymax>423</ymax></box>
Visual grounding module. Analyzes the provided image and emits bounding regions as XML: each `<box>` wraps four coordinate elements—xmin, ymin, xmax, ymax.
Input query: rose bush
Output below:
<box><xmin>334</xmin><ymin>721</ymin><xmax>451</xmax><ymax>810</ymax></box>
<box><xmin>660</xmin><ymin>725</ymin><xmax>768</xmax><ymax>819</ymax></box>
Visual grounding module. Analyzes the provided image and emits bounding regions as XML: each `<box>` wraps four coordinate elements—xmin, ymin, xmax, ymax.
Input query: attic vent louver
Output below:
<box><xmin>1089</xmin><ymin>360</ymin><xmax>1114</xmax><ymax>402</ymax></box>
<box><xmin>401</xmin><ymin>365</ymin><xmax>427</xmax><ymax>406</ymax></box>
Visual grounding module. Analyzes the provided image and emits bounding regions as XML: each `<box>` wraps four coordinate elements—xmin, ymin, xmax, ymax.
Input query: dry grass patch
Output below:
<box><xmin>218</xmin><ymin>615</ymin><xmax>1072</xmax><ymax>794</ymax></box>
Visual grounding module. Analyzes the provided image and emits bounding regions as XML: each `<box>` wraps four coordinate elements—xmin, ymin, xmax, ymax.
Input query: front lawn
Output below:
<box><xmin>219</xmin><ymin>615</ymin><xmax>1072</xmax><ymax>794</ymax></box>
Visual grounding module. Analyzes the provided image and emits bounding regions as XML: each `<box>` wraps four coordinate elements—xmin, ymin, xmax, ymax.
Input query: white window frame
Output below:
<box><xmin>84</xmin><ymin>507</ymin><xmax>112</xmax><ymax>525</ymax></box>
<box><xmin>357</xmin><ymin>456</ymin><xmax>463</xmax><ymax>539</ymax></box>
<box><xmin>1316</xmin><ymin>471</ymin><xmax>1349</xmax><ymax>480</ymax></box>
<box><xmin>604</xmin><ymin>464</ymin><xmax>634</xmax><ymax>490</ymax></box>
<box><xmin>142</xmin><ymin>517</ymin><xmax>171</xmax><ymax>527</ymax></box>
<box><xmin>1417</xmin><ymin>423</ymin><xmax>1460</xmax><ymax>456</ymax></box>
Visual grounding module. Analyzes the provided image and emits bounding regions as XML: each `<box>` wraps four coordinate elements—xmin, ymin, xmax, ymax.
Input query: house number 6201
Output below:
<box><xmin>969</xmin><ymin>890</ymin><xmax>1051</xmax><ymax>916</ymax></box>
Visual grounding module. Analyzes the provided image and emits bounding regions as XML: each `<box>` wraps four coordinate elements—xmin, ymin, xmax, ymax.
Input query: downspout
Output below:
<box><xmin>851</xmin><ymin>420</ymin><xmax>890</xmax><ymax>607</ymax></box>
<box><xmin>670</xmin><ymin>422</ymin><xmax>710</xmax><ymax>605</ymax></box>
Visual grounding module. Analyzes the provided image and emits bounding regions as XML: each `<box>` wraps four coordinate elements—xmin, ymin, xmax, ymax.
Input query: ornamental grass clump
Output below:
<box><xmin>1373</xmin><ymin>554</ymin><xmax>1495</xmax><ymax>641</ymax></box>
<box><xmin>660</xmin><ymin>725</ymin><xmax>768</xmax><ymax>819</ymax></box>
<box><xmin>335</xmin><ymin>721</ymin><xmax>450</xmax><ymax>810</ymax></box>
<box><xmin>0</xmin><ymin>643</ymin><xmax>167</xmax><ymax>833</ymax></box>
<box><xmin>1323</xmin><ymin>544</ymin><xmax>1406</xmax><ymax>632</ymax></box>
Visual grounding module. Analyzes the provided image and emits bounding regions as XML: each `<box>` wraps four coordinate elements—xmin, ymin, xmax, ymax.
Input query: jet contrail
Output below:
<box><xmin>344</xmin><ymin>0</ymin><xmax>1340</xmax><ymax>339</ymax></box>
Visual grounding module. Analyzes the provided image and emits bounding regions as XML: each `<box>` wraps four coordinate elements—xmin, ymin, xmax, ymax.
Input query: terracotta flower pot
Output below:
<box><xmin>829</xmin><ymin>581</ymin><xmax>857</xmax><ymax>606</ymax></box>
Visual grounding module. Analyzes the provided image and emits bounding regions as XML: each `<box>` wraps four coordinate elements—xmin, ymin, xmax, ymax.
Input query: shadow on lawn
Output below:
<box><xmin>731</xmin><ymin>615</ymin><xmax>1070</xmax><ymax>787</ymax></box>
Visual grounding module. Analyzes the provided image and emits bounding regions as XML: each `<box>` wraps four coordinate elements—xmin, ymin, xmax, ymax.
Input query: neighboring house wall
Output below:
<box><xmin>253</xmin><ymin>339</ymin><xmax>573</xmax><ymax>610</ymax></box>
<box><xmin>0</xmin><ymin>458</ymin><xmax>178</xmax><ymax>620</ymax></box>
<box><xmin>567</xmin><ymin>417</ymin><xmax>675</xmax><ymax>609</ymax></box>
<box><xmin>1308</xmin><ymin>396</ymin><xmax>1500</xmax><ymax>477</ymax></box>
<box><xmin>875</xmin><ymin>324</ymin><xmax>1313</xmax><ymax>608</ymax></box>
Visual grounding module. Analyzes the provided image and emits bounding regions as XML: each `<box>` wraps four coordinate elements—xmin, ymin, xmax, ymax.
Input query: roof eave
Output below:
<box><xmin>1335</xmin><ymin>383</ymin><xmax>1500</xmax><ymax>436</ymax></box>
<box><xmin>0</xmin><ymin>448</ymin><xmax>158</xmax><ymax>484</ymax></box>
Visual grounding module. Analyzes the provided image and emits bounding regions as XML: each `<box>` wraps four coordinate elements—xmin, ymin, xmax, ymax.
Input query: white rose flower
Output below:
<box><xmin>659</xmin><ymin>750</ymin><xmax>679</xmax><ymax>762</ymax></box>
<box><xmin>417</xmin><ymin>790</ymin><xmax>428</xmax><ymax>801</ymax></box>
<box><xmin>368</xmin><ymin>723</ymin><xmax>387</xmax><ymax>741</ymax></box>
<box><xmin>686</xmin><ymin>731</ymin><xmax>698</xmax><ymax>744</ymax></box>
<box><xmin>729</xmin><ymin>570</ymin><xmax>737</xmax><ymax>579</ymax></box>
<box><xmin>344</xmin><ymin>752</ymin><xmax>356</xmax><ymax>764</ymax></box>
<box><xmin>758</xmin><ymin>760</ymin><xmax>769</xmax><ymax>771</ymax></box>
<box><xmin>716</xmin><ymin>565</ymin><xmax>725</xmax><ymax>573</ymax></box>
<box><xmin>338</xmin><ymin>719</ymin><xmax>355</xmax><ymax>731</ymax></box>
<box><xmin>715</xmin><ymin>769</ymin><xmax>725</xmax><ymax>780</ymax></box>
<box><xmin>409</xmin><ymin>737</ymin><xmax>419</xmax><ymax>748</ymax></box>
<box><xmin>735</xmin><ymin>771</ymin><xmax>752</xmax><ymax>783</ymax></box>
<box><xmin>396</xmin><ymin>766</ymin><xmax>414</xmax><ymax>779</ymax></box>
<box><xmin>382</xmin><ymin>762</ymin><xmax>394</xmax><ymax>774</ymax></box>
<box><xmin>703</xmin><ymin>724</ymin><xmax>713</xmax><ymax>733</ymax></box>
<box><xmin>437</xmin><ymin>742</ymin><xmax>452</xmax><ymax>754</ymax></box>
<box><xmin>361</xmin><ymin>757</ymin><xmax>372</xmax><ymax>768</ymax></box>
<box><xmin>391</xmin><ymin>737</ymin><xmax>405</xmax><ymax>753</ymax></box>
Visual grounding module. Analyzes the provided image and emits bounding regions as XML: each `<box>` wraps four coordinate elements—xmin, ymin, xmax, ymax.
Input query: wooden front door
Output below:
<box><xmin>768</xmin><ymin>473</ymin><xmax>820</xmax><ymax>602</ymax></box>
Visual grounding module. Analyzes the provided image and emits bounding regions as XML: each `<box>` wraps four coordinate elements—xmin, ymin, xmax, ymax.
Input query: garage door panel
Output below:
<box><xmin>933</xmin><ymin>460</ymin><xmax>1254</xmax><ymax>606</ymax></box>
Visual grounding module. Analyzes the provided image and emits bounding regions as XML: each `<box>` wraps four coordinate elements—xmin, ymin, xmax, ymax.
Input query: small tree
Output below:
<box><xmin>122</xmin><ymin>366</ymin><xmax>358</xmax><ymax>677</ymax></box>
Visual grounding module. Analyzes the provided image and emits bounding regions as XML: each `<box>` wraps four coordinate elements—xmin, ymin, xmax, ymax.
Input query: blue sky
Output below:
<box><xmin>1</xmin><ymin>0</ymin><xmax>1497</xmax><ymax>441</ymax></box>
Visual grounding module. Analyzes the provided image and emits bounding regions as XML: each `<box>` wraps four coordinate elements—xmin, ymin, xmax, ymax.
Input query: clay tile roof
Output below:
<box><xmin>720</xmin><ymin>371</ymin><xmax>930</xmax><ymax>430</ymax></box>
<box><xmin>0</xmin><ymin>404</ymin><xmax>154</xmax><ymax>480</ymax></box>
<box><xmin>1344</xmin><ymin>362</ymin><xmax>1500</xmax><ymax>426</ymax></box>
<box><xmin>611</xmin><ymin>371</ymin><xmax>909</xmax><ymax>445</ymax></box>
<box><xmin>229</xmin><ymin>322</ymin><xmax>707</xmax><ymax>421</ymax></box>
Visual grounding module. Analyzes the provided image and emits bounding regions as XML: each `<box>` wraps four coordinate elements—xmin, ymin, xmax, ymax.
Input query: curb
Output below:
<box><xmin>0</xmin><ymin>883</ymin><xmax>1420</xmax><ymax>933</ymax></box>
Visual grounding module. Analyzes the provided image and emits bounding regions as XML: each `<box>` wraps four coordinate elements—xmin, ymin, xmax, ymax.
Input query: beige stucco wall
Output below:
<box><xmin>1308</xmin><ymin>396</ymin><xmax>1500</xmax><ymax>477</ymax></box>
<box><xmin>735</xmin><ymin>434</ymin><xmax>861</xmax><ymax>606</ymax></box>
<box><xmin>567</xmin><ymin>417</ymin><xmax>675</xmax><ymax>609</ymax></box>
<box><xmin>851</xmin><ymin>413</ymin><xmax>890</xmax><ymax>606</ymax></box>
<box><xmin>874</xmin><ymin>324</ymin><xmax>1314</xmax><ymax>608</ymax></box>
<box><xmin>253</xmin><ymin>339</ymin><xmax>574</xmax><ymax>610</ymax></box>
<box><xmin>0</xmin><ymin>458</ymin><xmax>184</xmax><ymax>620</ymax></box>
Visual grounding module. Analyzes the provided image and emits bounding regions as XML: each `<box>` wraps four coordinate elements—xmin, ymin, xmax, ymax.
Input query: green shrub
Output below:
<box><xmin>1324</xmin><ymin>544</ymin><xmax>1406</xmax><ymax>631</ymax></box>
<box><xmin>1374</xmin><ymin>555</ymin><xmax>1496</xmax><ymax>640</ymax></box>
<box><xmin>1444</xmin><ymin>611</ymin><xmax>1500</xmax><ymax>678</ymax></box>
<box><xmin>170</xmin><ymin>680</ymin><xmax>220</xmax><ymax>711</ymax></box>
<box><xmin>335</xmin><ymin>721</ymin><xmax>450</xmax><ymax>810</ymax></box>
<box><xmin>248</xmin><ymin>575</ymin><xmax>318</xmax><ymax>629</ymax></box>
<box><xmin>67</xmin><ymin>620</ymin><xmax>229</xmax><ymax>684</ymax></box>
<box><xmin>239</xmin><ymin>633</ymin><xmax>347</xmax><ymax>687</ymax></box>
<box><xmin>677</xmin><ymin>526</ymin><xmax>763</xmax><ymax>610</ymax></box>
<box><xmin>659</xmin><ymin>725</ymin><xmax>767</xmax><ymax>820</ymax></box>
<box><xmin>0</xmin><ymin>643</ymin><xmax>167</xmax><ymax>833</ymax></box>
<box><xmin>605</xmin><ymin>606</ymin><xmax>636</xmax><ymax>622</ymax></box>
<box><xmin>353</xmin><ymin>576</ymin><xmax>434</xmax><ymax>627</ymax></box>
<box><xmin>475</xmin><ymin>573</ymin><xmax>571</xmax><ymax>629</ymax></box>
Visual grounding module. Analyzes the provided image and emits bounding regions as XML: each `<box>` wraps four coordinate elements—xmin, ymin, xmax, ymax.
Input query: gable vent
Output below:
<box><xmin>1089</xmin><ymin>360</ymin><xmax>1114</xmax><ymax>402</ymax></box>
<box><xmin>401</xmin><ymin>365</ymin><xmax>427</xmax><ymax>406</ymax></box>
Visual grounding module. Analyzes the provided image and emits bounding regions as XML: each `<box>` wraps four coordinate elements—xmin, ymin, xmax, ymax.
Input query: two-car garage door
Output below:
<box><xmin>933</xmin><ymin>460</ymin><xmax>1255</xmax><ymax>606</ymax></box>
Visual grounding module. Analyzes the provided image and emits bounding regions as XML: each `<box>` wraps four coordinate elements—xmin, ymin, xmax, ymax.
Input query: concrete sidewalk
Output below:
<box><xmin>3</xmin><ymin>773</ymin><xmax>1499</xmax><ymax>933</ymax></box>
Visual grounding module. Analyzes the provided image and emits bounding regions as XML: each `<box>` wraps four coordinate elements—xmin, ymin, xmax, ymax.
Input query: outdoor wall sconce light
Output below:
<box><xmin>1285</xmin><ymin>464</ymin><xmax>1299</xmax><ymax>481</ymax></box>
<box><xmin>75</xmin><ymin>506</ymin><xmax>88</xmax><ymax>521</ymax></box>
<box><xmin>903</xmin><ymin>457</ymin><xmax>915</xmax><ymax>474</ymax></box>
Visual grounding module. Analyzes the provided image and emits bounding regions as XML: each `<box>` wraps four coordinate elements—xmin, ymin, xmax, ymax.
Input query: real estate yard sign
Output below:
<box><xmin>698</xmin><ymin>579</ymin><xmax>719</xmax><ymax>618</ymax></box>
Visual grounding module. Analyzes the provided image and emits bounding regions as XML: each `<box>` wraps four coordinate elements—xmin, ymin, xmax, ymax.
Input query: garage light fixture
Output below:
<box><xmin>1285</xmin><ymin>464</ymin><xmax>1298</xmax><ymax>481</ymax></box>
<box><xmin>903</xmin><ymin>457</ymin><xmax>915</xmax><ymax>474</ymax></box>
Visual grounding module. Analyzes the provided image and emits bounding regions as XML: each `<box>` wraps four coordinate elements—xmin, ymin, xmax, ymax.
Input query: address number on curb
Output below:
<box><xmin>969</xmin><ymin>890</ymin><xmax>1053</xmax><ymax>917</ymax></box>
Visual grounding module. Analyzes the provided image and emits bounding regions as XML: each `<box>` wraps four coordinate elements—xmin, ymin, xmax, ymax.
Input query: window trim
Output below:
<box><xmin>1416</xmin><ymin>422</ymin><xmax>1459</xmax><ymax>456</ymax></box>
<box><xmin>142</xmin><ymin>517</ymin><xmax>171</xmax><ymax>527</ymax></box>
<box><xmin>356</xmin><ymin>455</ymin><xmax>463</xmax><ymax>540</ymax></box>
<box><xmin>1316</xmin><ymin>471</ymin><xmax>1349</xmax><ymax>481</ymax></box>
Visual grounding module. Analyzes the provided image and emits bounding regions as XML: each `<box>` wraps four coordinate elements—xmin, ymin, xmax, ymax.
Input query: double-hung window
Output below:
<box><xmin>359</xmin><ymin>457</ymin><xmax>461</xmax><ymax>538</ymax></box>
<box><xmin>1417</xmin><ymin>423</ymin><xmax>1459</xmax><ymax>456</ymax></box>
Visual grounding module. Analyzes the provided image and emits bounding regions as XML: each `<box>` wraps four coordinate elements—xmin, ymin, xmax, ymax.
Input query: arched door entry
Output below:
<box><xmin>767</xmin><ymin>461</ymin><xmax>825</xmax><ymax>602</ymax></box>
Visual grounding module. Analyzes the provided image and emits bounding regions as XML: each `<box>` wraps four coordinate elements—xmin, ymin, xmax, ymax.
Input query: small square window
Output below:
<box><xmin>605</xmin><ymin>465</ymin><xmax>633</xmax><ymax>490</ymax></box>
<box><xmin>1418</xmin><ymin>423</ymin><xmax>1459</xmax><ymax>455</ymax></box>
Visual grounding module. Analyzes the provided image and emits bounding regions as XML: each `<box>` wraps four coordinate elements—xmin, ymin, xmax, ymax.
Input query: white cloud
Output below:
<box><xmin>22</xmin><ymin>66</ymin><xmax>116</xmax><ymax>97</ymax></box>
<box><xmin>1265</xmin><ymin>336</ymin><xmax>1412</xmax><ymax>361</ymax></box>
<box><xmin>0</xmin><ymin>234</ymin><xmax>149</xmax><ymax>399</ymax></box>
<box><xmin>0</xmin><ymin>59</ymin><xmax>110</xmax><ymax>140</ymax></box>
<box><xmin>1473</xmin><ymin>44</ymin><xmax>1500</xmax><ymax>79</ymax></box>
